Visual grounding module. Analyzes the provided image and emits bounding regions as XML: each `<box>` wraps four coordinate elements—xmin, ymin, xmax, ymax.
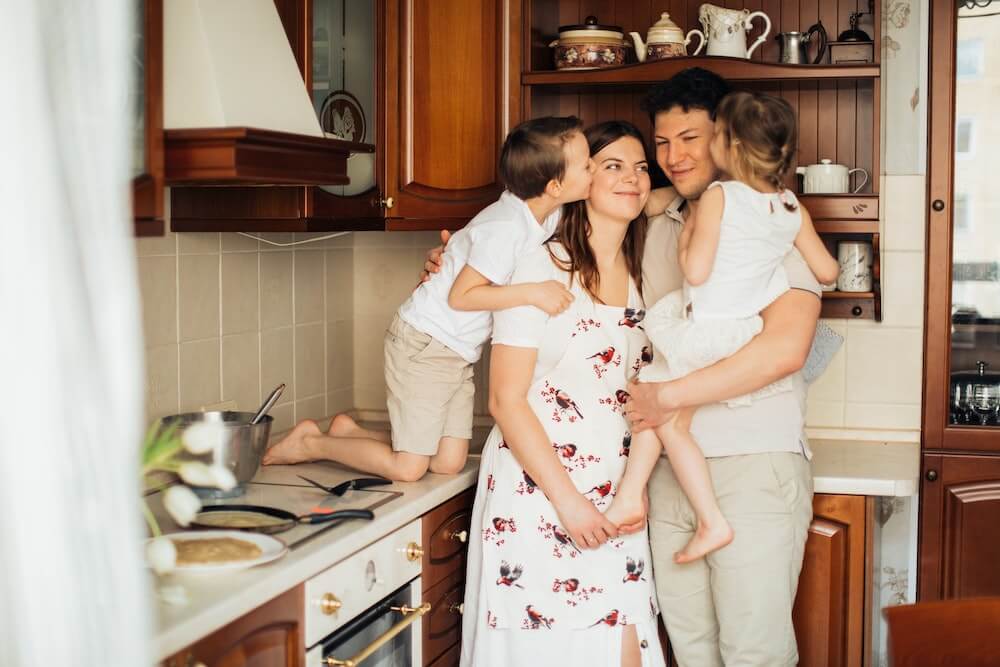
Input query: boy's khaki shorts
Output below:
<box><xmin>384</xmin><ymin>314</ymin><xmax>475</xmax><ymax>456</ymax></box>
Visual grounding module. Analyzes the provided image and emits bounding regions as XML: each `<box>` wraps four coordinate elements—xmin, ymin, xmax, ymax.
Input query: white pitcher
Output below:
<box><xmin>698</xmin><ymin>3</ymin><xmax>772</xmax><ymax>59</ymax></box>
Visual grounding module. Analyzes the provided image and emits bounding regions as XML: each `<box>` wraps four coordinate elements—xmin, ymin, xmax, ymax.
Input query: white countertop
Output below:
<box><xmin>152</xmin><ymin>459</ymin><xmax>479</xmax><ymax>661</ymax></box>
<box><xmin>152</xmin><ymin>431</ymin><xmax>918</xmax><ymax>659</ymax></box>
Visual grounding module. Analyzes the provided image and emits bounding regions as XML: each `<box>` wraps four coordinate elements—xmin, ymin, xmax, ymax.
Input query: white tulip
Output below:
<box><xmin>177</xmin><ymin>461</ymin><xmax>216</xmax><ymax>487</ymax></box>
<box><xmin>146</xmin><ymin>536</ymin><xmax>177</xmax><ymax>575</ymax></box>
<box><xmin>182</xmin><ymin>421</ymin><xmax>228</xmax><ymax>455</ymax></box>
<box><xmin>163</xmin><ymin>485</ymin><xmax>201</xmax><ymax>527</ymax></box>
<box><xmin>210</xmin><ymin>465</ymin><xmax>237</xmax><ymax>491</ymax></box>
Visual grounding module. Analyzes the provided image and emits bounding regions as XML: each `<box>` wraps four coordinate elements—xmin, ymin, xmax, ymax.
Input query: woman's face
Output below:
<box><xmin>586</xmin><ymin>136</ymin><xmax>651</xmax><ymax>222</ymax></box>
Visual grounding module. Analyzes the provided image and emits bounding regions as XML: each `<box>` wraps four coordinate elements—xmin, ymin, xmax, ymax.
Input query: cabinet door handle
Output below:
<box><xmin>447</xmin><ymin>529</ymin><xmax>469</xmax><ymax>543</ymax></box>
<box><xmin>449</xmin><ymin>602</ymin><xmax>465</xmax><ymax>615</ymax></box>
<box><xmin>405</xmin><ymin>542</ymin><xmax>424</xmax><ymax>561</ymax></box>
<box><xmin>926</xmin><ymin>469</ymin><xmax>939</xmax><ymax>482</ymax></box>
<box><xmin>932</xmin><ymin>199</ymin><xmax>945</xmax><ymax>212</ymax></box>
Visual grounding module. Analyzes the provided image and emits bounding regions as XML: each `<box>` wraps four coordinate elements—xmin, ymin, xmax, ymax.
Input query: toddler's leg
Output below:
<box><xmin>604</xmin><ymin>429</ymin><xmax>663</xmax><ymax>531</ymax></box>
<box><xmin>657</xmin><ymin>408</ymin><xmax>733</xmax><ymax>563</ymax></box>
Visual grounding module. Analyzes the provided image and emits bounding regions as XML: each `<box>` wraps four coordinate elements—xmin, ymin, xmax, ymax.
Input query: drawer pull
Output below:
<box><xmin>447</xmin><ymin>529</ymin><xmax>469</xmax><ymax>543</ymax></box>
<box><xmin>320</xmin><ymin>593</ymin><xmax>342</xmax><ymax>616</ymax></box>
<box><xmin>325</xmin><ymin>602</ymin><xmax>431</xmax><ymax>666</ymax></box>
<box><xmin>406</xmin><ymin>542</ymin><xmax>424</xmax><ymax>561</ymax></box>
<box><xmin>449</xmin><ymin>602</ymin><xmax>465</xmax><ymax>615</ymax></box>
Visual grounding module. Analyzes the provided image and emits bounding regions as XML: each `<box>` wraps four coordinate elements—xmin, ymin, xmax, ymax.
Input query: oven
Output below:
<box><xmin>305</xmin><ymin>520</ymin><xmax>426</xmax><ymax>667</ymax></box>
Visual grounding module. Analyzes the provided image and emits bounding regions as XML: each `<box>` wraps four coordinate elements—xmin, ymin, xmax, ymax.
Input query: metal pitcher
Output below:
<box><xmin>776</xmin><ymin>21</ymin><xmax>828</xmax><ymax>64</ymax></box>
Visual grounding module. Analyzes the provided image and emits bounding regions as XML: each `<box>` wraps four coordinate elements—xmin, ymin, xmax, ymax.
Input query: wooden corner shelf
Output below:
<box><xmin>523</xmin><ymin>58</ymin><xmax>879</xmax><ymax>89</ymax></box>
<box><xmin>164</xmin><ymin>127</ymin><xmax>374</xmax><ymax>186</ymax></box>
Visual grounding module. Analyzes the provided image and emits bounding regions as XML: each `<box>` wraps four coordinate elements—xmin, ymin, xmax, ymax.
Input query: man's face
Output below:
<box><xmin>653</xmin><ymin>106</ymin><xmax>719</xmax><ymax>202</ymax></box>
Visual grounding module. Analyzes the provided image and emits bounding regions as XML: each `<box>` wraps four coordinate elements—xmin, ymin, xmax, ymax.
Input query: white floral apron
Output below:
<box><xmin>473</xmin><ymin>279</ymin><xmax>658</xmax><ymax>632</ymax></box>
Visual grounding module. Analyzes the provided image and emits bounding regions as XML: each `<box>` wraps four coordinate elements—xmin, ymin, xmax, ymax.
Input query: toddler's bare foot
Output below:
<box><xmin>604</xmin><ymin>494</ymin><xmax>647</xmax><ymax>533</ymax></box>
<box><xmin>262</xmin><ymin>419</ymin><xmax>322</xmax><ymax>465</ymax></box>
<box><xmin>327</xmin><ymin>413</ymin><xmax>391</xmax><ymax>444</ymax></box>
<box><xmin>674</xmin><ymin>519</ymin><xmax>734</xmax><ymax>564</ymax></box>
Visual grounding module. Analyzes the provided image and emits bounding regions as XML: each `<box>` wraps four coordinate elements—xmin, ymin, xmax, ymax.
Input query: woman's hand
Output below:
<box><xmin>530</xmin><ymin>280</ymin><xmax>574</xmax><ymax>315</ymax></box>
<box><xmin>555</xmin><ymin>493</ymin><xmax>619</xmax><ymax>549</ymax></box>
<box><xmin>418</xmin><ymin>229</ymin><xmax>451</xmax><ymax>285</ymax></box>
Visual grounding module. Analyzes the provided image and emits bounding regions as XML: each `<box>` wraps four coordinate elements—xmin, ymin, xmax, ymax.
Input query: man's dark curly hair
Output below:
<box><xmin>640</xmin><ymin>67</ymin><xmax>732</xmax><ymax>121</ymax></box>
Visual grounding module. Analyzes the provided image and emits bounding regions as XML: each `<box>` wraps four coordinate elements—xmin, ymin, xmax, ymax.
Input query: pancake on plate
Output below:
<box><xmin>172</xmin><ymin>536</ymin><xmax>263</xmax><ymax>565</ymax></box>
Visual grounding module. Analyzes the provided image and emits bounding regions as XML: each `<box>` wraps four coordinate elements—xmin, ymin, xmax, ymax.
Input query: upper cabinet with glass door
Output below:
<box><xmin>925</xmin><ymin>1</ymin><xmax>1000</xmax><ymax>451</ymax></box>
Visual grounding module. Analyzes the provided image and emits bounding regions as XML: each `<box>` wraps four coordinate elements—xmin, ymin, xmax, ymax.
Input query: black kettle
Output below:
<box><xmin>776</xmin><ymin>21</ymin><xmax>828</xmax><ymax>65</ymax></box>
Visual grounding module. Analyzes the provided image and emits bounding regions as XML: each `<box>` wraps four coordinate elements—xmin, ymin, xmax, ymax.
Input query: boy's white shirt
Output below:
<box><xmin>398</xmin><ymin>191</ymin><xmax>561</xmax><ymax>363</ymax></box>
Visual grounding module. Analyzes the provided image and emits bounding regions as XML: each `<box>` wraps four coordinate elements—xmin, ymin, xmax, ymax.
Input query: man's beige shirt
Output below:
<box><xmin>640</xmin><ymin>195</ymin><xmax>820</xmax><ymax>458</ymax></box>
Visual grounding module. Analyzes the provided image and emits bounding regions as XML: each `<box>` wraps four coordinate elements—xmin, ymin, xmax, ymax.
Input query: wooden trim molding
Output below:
<box><xmin>132</xmin><ymin>0</ymin><xmax>164</xmax><ymax>235</ymax></box>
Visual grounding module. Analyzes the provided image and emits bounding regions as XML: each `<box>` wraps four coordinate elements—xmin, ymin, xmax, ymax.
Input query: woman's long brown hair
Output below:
<box><xmin>548</xmin><ymin>121</ymin><xmax>648</xmax><ymax>303</ymax></box>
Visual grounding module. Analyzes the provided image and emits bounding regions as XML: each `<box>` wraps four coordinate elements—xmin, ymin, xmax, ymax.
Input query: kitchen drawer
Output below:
<box><xmin>304</xmin><ymin>520</ymin><xmax>422</xmax><ymax>648</ymax></box>
<box><xmin>428</xmin><ymin>640</ymin><xmax>461</xmax><ymax>667</ymax></box>
<box><xmin>422</xmin><ymin>488</ymin><xmax>475</xmax><ymax>589</ymax></box>
<box><xmin>422</xmin><ymin>568</ymin><xmax>466</xmax><ymax>666</ymax></box>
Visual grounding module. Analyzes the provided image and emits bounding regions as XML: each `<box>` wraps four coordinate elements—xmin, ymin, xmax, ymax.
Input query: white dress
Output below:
<box><xmin>640</xmin><ymin>181</ymin><xmax>803</xmax><ymax>405</ymax></box>
<box><xmin>461</xmin><ymin>245</ymin><xmax>665</xmax><ymax>667</ymax></box>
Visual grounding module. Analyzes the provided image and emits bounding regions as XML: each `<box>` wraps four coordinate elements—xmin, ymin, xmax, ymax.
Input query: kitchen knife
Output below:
<box><xmin>297</xmin><ymin>475</ymin><xmax>392</xmax><ymax>496</ymax></box>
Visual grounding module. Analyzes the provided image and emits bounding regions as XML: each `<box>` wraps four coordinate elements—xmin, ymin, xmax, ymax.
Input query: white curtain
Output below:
<box><xmin>0</xmin><ymin>1</ymin><xmax>149</xmax><ymax>665</ymax></box>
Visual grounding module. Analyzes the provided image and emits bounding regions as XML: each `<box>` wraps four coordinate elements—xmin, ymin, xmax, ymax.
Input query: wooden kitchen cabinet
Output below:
<box><xmin>133</xmin><ymin>0</ymin><xmax>165</xmax><ymax>236</ymax></box>
<box><xmin>164</xmin><ymin>587</ymin><xmax>305</xmax><ymax>667</ymax></box>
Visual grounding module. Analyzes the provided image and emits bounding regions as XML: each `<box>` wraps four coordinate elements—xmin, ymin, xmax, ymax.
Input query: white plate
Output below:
<box><xmin>157</xmin><ymin>530</ymin><xmax>288</xmax><ymax>573</ymax></box>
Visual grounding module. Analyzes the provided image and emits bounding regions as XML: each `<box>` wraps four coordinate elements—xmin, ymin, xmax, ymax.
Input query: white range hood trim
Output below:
<box><xmin>164</xmin><ymin>0</ymin><xmax>323</xmax><ymax>138</ymax></box>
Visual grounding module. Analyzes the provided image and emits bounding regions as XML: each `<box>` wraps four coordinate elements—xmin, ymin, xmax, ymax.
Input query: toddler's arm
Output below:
<box><xmin>449</xmin><ymin>264</ymin><xmax>573</xmax><ymax>316</ymax></box>
<box><xmin>793</xmin><ymin>205</ymin><xmax>840</xmax><ymax>285</ymax></box>
<box><xmin>643</xmin><ymin>186</ymin><xmax>678</xmax><ymax>218</ymax></box>
<box><xmin>680</xmin><ymin>185</ymin><xmax>724</xmax><ymax>286</ymax></box>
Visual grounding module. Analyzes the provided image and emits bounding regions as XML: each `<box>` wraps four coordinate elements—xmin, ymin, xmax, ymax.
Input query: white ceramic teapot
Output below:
<box><xmin>797</xmin><ymin>159</ymin><xmax>870</xmax><ymax>194</ymax></box>
<box><xmin>629</xmin><ymin>13</ymin><xmax>705</xmax><ymax>62</ymax></box>
<box><xmin>698</xmin><ymin>3</ymin><xmax>772</xmax><ymax>59</ymax></box>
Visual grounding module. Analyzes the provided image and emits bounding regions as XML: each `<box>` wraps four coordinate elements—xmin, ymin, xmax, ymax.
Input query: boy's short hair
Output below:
<box><xmin>640</xmin><ymin>67</ymin><xmax>732</xmax><ymax>120</ymax></box>
<box><xmin>499</xmin><ymin>116</ymin><xmax>583</xmax><ymax>200</ymax></box>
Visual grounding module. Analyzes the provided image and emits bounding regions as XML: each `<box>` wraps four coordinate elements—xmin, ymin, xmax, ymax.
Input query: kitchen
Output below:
<box><xmin>3</xmin><ymin>0</ymin><xmax>998</xmax><ymax>665</ymax></box>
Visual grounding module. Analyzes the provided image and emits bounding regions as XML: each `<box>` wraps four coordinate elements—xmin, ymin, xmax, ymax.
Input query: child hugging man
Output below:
<box><xmin>263</xmin><ymin>116</ymin><xmax>596</xmax><ymax>481</ymax></box>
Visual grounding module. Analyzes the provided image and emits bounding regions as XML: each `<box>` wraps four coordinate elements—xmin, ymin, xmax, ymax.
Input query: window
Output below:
<box><xmin>957</xmin><ymin>39</ymin><xmax>984</xmax><ymax>78</ymax></box>
<box><xmin>954</xmin><ymin>192</ymin><xmax>971</xmax><ymax>232</ymax></box>
<box><xmin>956</xmin><ymin>118</ymin><xmax>975</xmax><ymax>158</ymax></box>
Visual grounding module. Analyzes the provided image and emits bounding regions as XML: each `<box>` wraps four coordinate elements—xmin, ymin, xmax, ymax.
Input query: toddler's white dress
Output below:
<box><xmin>640</xmin><ymin>181</ymin><xmax>803</xmax><ymax>405</ymax></box>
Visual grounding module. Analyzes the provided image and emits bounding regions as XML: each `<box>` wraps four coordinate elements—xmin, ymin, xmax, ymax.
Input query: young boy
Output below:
<box><xmin>263</xmin><ymin>116</ymin><xmax>595</xmax><ymax>481</ymax></box>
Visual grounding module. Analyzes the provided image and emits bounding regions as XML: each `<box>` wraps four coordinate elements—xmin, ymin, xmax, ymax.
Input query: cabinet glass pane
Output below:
<box><xmin>312</xmin><ymin>0</ymin><xmax>376</xmax><ymax>196</ymax></box>
<box><xmin>132</xmin><ymin>0</ymin><xmax>146</xmax><ymax>179</ymax></box>
<box><xmin>950</xmin><ymin>4</ymin><xmax>1000</xmax><ymax>426</ymax></box>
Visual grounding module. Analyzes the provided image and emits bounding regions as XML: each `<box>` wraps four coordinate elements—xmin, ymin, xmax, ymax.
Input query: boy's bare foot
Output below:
<box><xmin>326</xmin><ymin>413</ymin><xmax>391</xmax><ymax>444</ymax></box>
<box><xmin>604</xmin><ymin>494</ymin><xmax>647</xmax><ymax>534</ymax></box>
<box><xmin>674</xmin><ymin>520</ymin><xmax>734</xmax><ymax>564</ymax></box>
<box><xmin>262</xmin><ymin>419</ymin><xmax>323</xmax><ymax>465</ymax></box>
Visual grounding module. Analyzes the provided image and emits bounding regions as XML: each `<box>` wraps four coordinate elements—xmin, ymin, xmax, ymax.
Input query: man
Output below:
<box><xmin>626</xmin><ymin>68</ymin><xmax>818</xmax><ymax>666</ymax></box>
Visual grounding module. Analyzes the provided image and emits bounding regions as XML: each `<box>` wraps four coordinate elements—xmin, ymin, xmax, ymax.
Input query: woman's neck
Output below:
<box><xmin>584</xmin><ymin>207</ymin><xmax>629</xmax><ymax>266</ymax></box>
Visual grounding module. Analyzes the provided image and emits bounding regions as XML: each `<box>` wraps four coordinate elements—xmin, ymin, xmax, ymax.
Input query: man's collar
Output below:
<box><xmin>664</xmin><ymin>194</ymin><xmax>687</xmax><ymax>224</ymax></box>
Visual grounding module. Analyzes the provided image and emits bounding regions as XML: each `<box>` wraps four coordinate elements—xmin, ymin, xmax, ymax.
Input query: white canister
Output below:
<box><xmin>837</xmin><ymin>241</ymin><xmax>874</xmax><ymax>292</ymax></box>
<box><xmin>798</xmin><ymin>159</ymin><xmax>869</xmax><ymax>194</ymax></box>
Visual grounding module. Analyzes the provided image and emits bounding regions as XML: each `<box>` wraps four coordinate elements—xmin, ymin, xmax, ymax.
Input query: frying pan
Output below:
<box><xmin>191</xmin><ymin>504</ymin><xmax>374</xmax><ymax>535</ymax></box>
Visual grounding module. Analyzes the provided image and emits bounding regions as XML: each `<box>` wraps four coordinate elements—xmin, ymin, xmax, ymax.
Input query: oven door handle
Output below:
<box><xmin>324</xmin><ymin>602</ymin><xmax>432</xmax><ymax>667</ymax></box>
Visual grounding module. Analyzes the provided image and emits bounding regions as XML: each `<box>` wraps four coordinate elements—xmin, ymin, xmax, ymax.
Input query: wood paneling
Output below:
<box><xmin>919</xmin><ymin>454</ymin><xmax>1000</xmax><ymax>601</ymax></box>
<box><xmin>884</xmin><ymin>598</ymin><xmax>1000</xmax><ymax>667</ymax></box>
<box><xmin>422</xmin><ymin>569</ymin><xmax>466</xmax><ymax>666</ymax></box>
<box><xmin>421</xmin><ymin>488</ymin><xmax>475</xmax><ymax>590</ymax></box>
<box><xmin>792</xmin><ymin>494</ymin><xmax>871</xmax><ymax>667</ymax></box>
<box><xmin>133</xmin><ymin>0</ymin><xmax>165</xmax><ymax>235</ymax></box>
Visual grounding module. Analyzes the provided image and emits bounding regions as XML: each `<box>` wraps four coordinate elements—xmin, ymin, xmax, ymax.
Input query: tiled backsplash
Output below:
<box><xmin>136</xmin><ymin>226</ymin><xmax>355</xmax><ymax>433</ymax></box>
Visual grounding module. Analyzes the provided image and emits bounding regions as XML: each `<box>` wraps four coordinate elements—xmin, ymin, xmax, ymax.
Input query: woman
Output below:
<box><xmin>461</xmin><ymin>121</ymin><xmax>663</xmax><ymax>667</ymax></box>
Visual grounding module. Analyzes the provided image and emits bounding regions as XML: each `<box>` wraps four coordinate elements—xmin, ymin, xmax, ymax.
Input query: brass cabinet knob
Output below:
<box><xmin>447</xmin><ymin>529</ymin><xmax>469</xmax><ymax>543</ymax></box>
<box><xmin>926</xmin><ymin>469</ymin><xmax>939</xmax><ymax>482</ymax></box>
<box><xmin>321</xmin><ymin>592</ymin><xmax>343</xmax><ymax>615</ymax></box>
<box><xmin>449</xmin><ymin>602</ymin><xmax>465</xmax><ymax>615</ymax></box>
<box><xmin>406</xmin><ymin>542</ymin><xmax>424</xmax><ymax>561</ymax></box>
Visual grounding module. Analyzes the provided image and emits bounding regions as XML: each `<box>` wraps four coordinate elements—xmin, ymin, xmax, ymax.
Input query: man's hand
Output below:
<box><xmin>418</xmin><ymin>229</ymin><xmax>451</xmax><ymax>285</ymax></box>
<box><xmin>555</xmin><ymin>493</ymin><xmax>619</xmax><ymax>550</ymax></box>
<box><xmin>530</xmin><ymin>280</ymin><xmax>574</xmax><ymax>315</ymax></box>
<box><xmin>624</xmin><ymin>378</ymin><xmax>674</xmax><ymax>432</ymax></box>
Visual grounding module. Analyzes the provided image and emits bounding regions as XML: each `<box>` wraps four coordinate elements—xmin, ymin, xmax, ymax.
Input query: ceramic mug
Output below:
<box><xmin>798</xmin><ymin>159</ymin><xmax>869</xmax><ymax>194</ymax></box>
<box><xmin>837</xmin><ymin>241</ymin><xmax>873</xmax><ymax>292</ymax></box>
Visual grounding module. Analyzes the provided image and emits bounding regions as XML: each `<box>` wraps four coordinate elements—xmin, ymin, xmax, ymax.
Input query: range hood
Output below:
<box><xmin>163</xmin><ymin>0</ymin><xmax>370</xmax><ymax>185</ymax></box>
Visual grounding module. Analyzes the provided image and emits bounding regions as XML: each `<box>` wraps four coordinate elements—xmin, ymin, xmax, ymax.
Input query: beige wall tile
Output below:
<box><xmin>880</xmin><ymin>251</ymin><xmax>925</xmax><ymax>328</ymax></box>
<box><xmin>178</xmin><ymin>254</ymin><xmax>220</xmax><ymax>342</ymax></box>
<box><xmin>138</xmin><ymin>256</ymin><xmax>178</xmax><ymax>346</ymax></box>
<box><xmin>136</xmin><ymin>233</ymin><xmax>177</xmax><ymax>257</ymax></box>
<box><xmin>808</xmin><ymin>331</ymin><xmax>847</xmax><ymax>402</ymax></box>
<box><xmin>294</xmin><ymin>250</ymin><xmax>325</xmax><ymax>324</ymax></box>
<box><xmin>268</xmin><ymin>402</ymin><xmax>295</xmax><ymax>434</ymax></box>
<box><xmin>806</xmin><ymin>400</ymin><xmax>845</xmax><ymax>428</ymax></box>
<box><xmin>179</xmin><ymin>339</ymin><xmax>221</xmax><ymax>411</ymax></box>
<box><xmin>326</xmin><ymin>249</ymin><xmax>353</xmax><ymax>322</ymax></box>
<box><xmin>845</xmin><ymin>328</ymin><xmax>923</xmax><ymax>405</ymax></box>
<box><xmin>262</xmin><ymin>327</ymin><xmax>295</xmax><ymax>403</ymax></box>
<box><xmin>260</xmin><ymin>252</ymin><xmax>294</xmax><ymax>330</ymax></box>
<box><xmin>355</xmin><ymin>381</ymin><xmax>386</xmax><ymax>411</ymax></box>
<box><xmin>295</xmin><ymin>323</ymin><xmax>326</xmax><ymax>399</ymax></box>
<box><xmin>844</xmin><ymin>402</ymin><xmax>922</xmax><ymax>430</ymax></box>
<box><xmin>296</xmin><ymin>395</ymin><xmax>327</xmax><ymax>423</ymax></box>
<box><xmin>883</xmin><ymin>175</ymin><xmax>927</xmax><ymax>252</ymax></box>
<box><xmin>327</xmin><ymin>320</ymin><xmax>354</xmax><ymax>391</ymax></box>
<box><xmin>222</xmin><ymin>333</ymin><xmax>261</xmax><ymax>412</ymax></box>
<box><xmin>327</xmin><ymin>232</ymin><xmax>354</xmax><ymax>248</ymax></box>
<box><xmin>221</xmin><ymin>253</ymin><xmax>259</xmax><ymax>335</ymax></box>
<box><xmin>178</xmin><ymin>233</ymin><xmax>220</xmax><ymax>254</ymax></box>
<box><xmin>353</xmin><ymin>247</ymin><xmax>416</xmax><ymax>320</ymax></box>
<box><xmin>145</xmin><ymin>344</ymin><xmax>179</xmax><ymax>421</ymax></box>
<box><xmin>222</xmin><ymin>232</ymin><xmax>259</xmax><ymax>252</ymax></box>
<box><xmin>327</xmin><ymin>388</ymin><xmax>353</xmax><ymax>416</ymax></box>
<box><xmin>353</xmin><ymin>315</ymin><xmax>387</xmax><ymax>409</ymax></box>
<box><xmin>257</xmin><ymin>233</ymin><xmax>294</xmax><ymax>249</ymax></box>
